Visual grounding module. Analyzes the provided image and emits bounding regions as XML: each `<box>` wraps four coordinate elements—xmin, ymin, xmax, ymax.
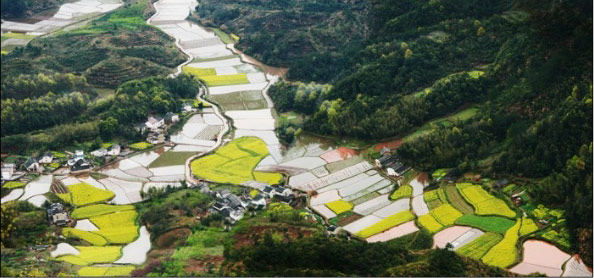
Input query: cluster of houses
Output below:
<box><xmin>208</xmin><ymin>185</ymin><xmax>295</xmax><ymax>224</ymax></box>
<box><xmin>46</xmin><ymin>203</ymin><xmax>70</xmax><ymax>226</ymax></box>
<box><xmin>374</xmin><ymin>147</ymin><xmax>411</xmax><ymax>178</ymax></box>
<box><xmin>135</xmin><ymin>113</ymin><xmax>179</xmax><ymax>145</ymax></box>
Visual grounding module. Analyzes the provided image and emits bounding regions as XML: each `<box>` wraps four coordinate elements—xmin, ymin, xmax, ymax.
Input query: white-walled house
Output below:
<box><xmin>38</xmin><ymin>151</ymin><xmax>53</xmax><ymax>164</ymax></box>
<box><xmin>107</xmin><ymin>144</ymin><xmax>121</xmax><ymax>156</ymax></box>
<box><xmin>91</xmin><ymin>148</ymin><xmax>108</xmax><ymax>157</ymax></box>
<box><xmin>145</xmin><ymin>116</ymin><xmax>165</xmax><ymax>130</ymax></box>
<box><xmin>1</xmin><ymin>163</ymin><xmax>16</xmax><ymax>180</ymax></box>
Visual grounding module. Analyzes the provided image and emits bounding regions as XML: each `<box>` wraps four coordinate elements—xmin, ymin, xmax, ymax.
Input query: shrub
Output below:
<box><xmin>129</xmin><ymin>142</ymin><xmax>152</xmax><ymax>151</ymax></box>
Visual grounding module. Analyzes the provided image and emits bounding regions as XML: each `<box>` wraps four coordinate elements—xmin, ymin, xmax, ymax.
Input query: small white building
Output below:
<box><xmin>145</xmin><ymin>116</ymin><xmax>164</xmax><ymax>131</ymax></box>
<box><xmin>1</xmin><ymin>163</ymin><xmax>16</xmax><ymax>180</ymax></box>
<box><xmin>91</xmin><ymin>148</ymin><xmax>108</xmax><ymax>157</ymax></box>
<box><xmin>107</xmin><ymin>144</ymin><xmax>121</xmax><ymax>156</ymax></box>
<box><xmin>24</xmin><ymin>158</ymin><xmax>42</xmax><ymax>173</ymax></box>
<box><xmin>67</xmin><ymin>150</ymin><xmax>85</xmax><ymax>166</ymax></box>
<box><xmin>38</xmin><ymin>151</ymin><xmax>53</xmax><ymax>164</ymax></box>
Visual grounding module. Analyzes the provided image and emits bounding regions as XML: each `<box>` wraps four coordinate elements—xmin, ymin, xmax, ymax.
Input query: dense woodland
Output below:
<box><xmin>215</xmin><ymin>0</ymin><xmax>593</xmax><ymax>266</ymax></box>
<box><xmin>0</xmin><ymin>0</ymin><xmax>64</xmax><ymax>18</ymax></box>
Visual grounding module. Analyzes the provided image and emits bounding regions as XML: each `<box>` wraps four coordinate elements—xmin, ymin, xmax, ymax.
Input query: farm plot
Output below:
<box><xmin>58</xmin><ymin>182</ymin><xmax>115</xmax><ymax>206</ymax></box>
<box><xmin>71</xmin><ymin>204</ymin><xmax>135</xmax><ymax>219</ymax></box>
<box><xmin>344</xmin><ymin>179</ymin><xmax>392</xmax><ymax>202</ymax></box>
<box><xmin>325</xmin><ymin>156</ymin><xmax>364</xmax><ymax>173</ymax></box>
<box><xmin>99</xmin><ymin>178</ymin><xmax>143</xmax><ymax>204</ymax></box>
<box><xmin>290</xmin><ymin>161</ymin><xmax>373</xmax><ymax>192</ymax></box>
<box><xmin>56</xmin><ymin>246</ymin><xmax>122</xmax><ymax>266</ymax></box>
<box><xmin>191</xmin><ymin>137</ymin><xmax>282</xmax><ymax>185</ymax></box>
<box><xmin>366</xmin><ymin>221</ymin><xmax>419</xmax><ymax>243</ymax></box>
<box><xmin>444</xmin><ymin>185</ymin><xmax>474</xmax><ymax>214</ymax></box>
<box><xmin>210</xmin><ymin>91</ymin><xmax>268</xmax><ymax>110</ymax></box>
<box><xmin>129</xmin><ymin>151</ymin><xmax>162</xmax><ymax>167</ymax></box>
<box><xmin>312</xmin><ymin>205</ymin><xmax>336</xmax><ymax>219</ymax></box>
<box><xmin>432</xmin><ymin>226</ymin><xmax>472</xmax><ymax>248</ymax></box>
<box><xmin>200</xmin><ymin>74</ymin><xmax>249</xmax><ymax>87</ymax></box>
<box><xmin>418</xmin><ymin>214</ymin><xmax>444</xmax><ymax>233</ymax></box>
<box><xmin>353</xmin><ymin>194</ymin><xmax>391</xmax><ymax>215</ymax></box>
<box><xmin>356</xmin><ymin>211</ymin><xmax>415</xmax><ymax>238</ymax></box>
<box><xmin>51</xmin><ymin>243</ymin><xmax>80</xmax><ymax>258</ymax></box>
<box><xmin>149</xmin><ymin>165</ymin><xmax>185</xmax><ymax>176</ymax></box>
<box><xmin>208</xmin><ymin>82</ymin><xmax>268</xmax><ymax>95</ymax></box>
<box><xmin>424</xmin><ymin>188</ymin><xmax>448</xmax><ymax>209</ymax></box>
<box><xmin>510</xmin><ymin>240</ymin><xmax>571</xmax><ymax>277</ymax></box>
<box><xmin>448</xmin><ymin>228</ymin><xmax>485</xmax><ymax>250</ymax></box>
<box><xmin>430</xmin><ymin>204</ymin><xmax>463</xmax><ymax>226</ymax></box>
<box><xmin>562</xmin><ymin>255</ymin><xmax>593</xmax><ymax>277</ymax></box>
<box><xmin>343</xmin><ymin>214</ymin><xmax>383</xmax><ymax>234</ymax></box>
<box><xmin>19</xmin><ymin>175</ymin><xmax>52</xmax><ymax>200</ymax></box>
<box><xmin>372</xmin><ymin>198</ymin><xmax>410</xmax><ymax>218</ymax></box>
<box><xmin>310</xmin><ymin>190</ymin><xmax>341</xmax><ymax>206</ymax></box>
<box><xmin>90</xmin><ymin>210</ymin><xmax>139</xmax><ymax>244</ymax></box>
<box><xmin>457</xmin><ymin>183</ymin><xmax>516</xmax><ymax>218</ymax></box>
<box><xmin>390</xmin><ymin>185</ymin><xmax>412</xmax><ymax>200</ymax></box>
<box><xmin>62</xmin><ymin>228</ymin><xmax>108</xmax><ymax>246</ymax></box>
<box><xmin>412</xmin><ymin>195</ymin><xmax>429</xmax><ymax>216</ymax></box>
<box><xmin>148</xmin><ymin>151</ymin><xmax>196</xmax><ymax>168</ymax></box>
<box><xmin>78</xmin><ymin>266</ymin><xmax>135</xmax><ymax>277</ymax></box>
<box><xmin>280</xmin><ymin>157</ymin><xmax>327</xmax><ymax>170</ymax></box>
<box><xmin>338</xmin><ymin>174</ymin><xmax>385</xmax><ymax>197</ymax></box>
<box><xmin>2</xmin><ymin>181</ymin><xmax>26</xmax><ymax>189</ymax></box>
<box><xmin>320</xmin><ymin>147</ymin><xmax>358</xmax><ymax>163</ymax></box>
<box><xmin>325</xmin><ymin>200</ymin><xmax>354</xmax><ymax>215</ymax></box>
<box><xmin>1</xmin><ymin>189</ymin><xmax>24</xmax><ymax>203</ymax></box>
<box><xmin>27</xmin><ymin>195</ymin><xmax>48</xmax><ymax>207</ymax></box>
<box><xmin>114</xmin><ymin>226</ymin><xmax>151</xmax><ymax>265</ymax></box>
<box><xmin>74</xmin><ymin>219</ymin><xmax>99</xmax><ymax>231</ymax></box>
<box><xmin>455</xmin><ymin>232</ymin><xmax>503</xmax><ymax>260</ymax></box>
<box><xmin>481</xmin><ymin>219</ymin><xmax>521</xmax><ymax>268</ymax></box>
<box><xmin>455</xmin><ymin>214</ymin><xmax>515</xmax><ymax>234</ymax></box>
<box><xmin>519</xmin><ymin>217</ymin><xmax>539</xmax><ymax>236</ymax></box>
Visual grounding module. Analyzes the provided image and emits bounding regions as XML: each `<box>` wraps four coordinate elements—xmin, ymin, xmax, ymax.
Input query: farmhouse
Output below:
<box><xmin>37</xmin><ymin>151</ymin><xmax>53</xmax><ymax>164</ymax></box>
<box><xmin>71</xmin><ymin>159</ymin><xmax>92</xmax><ymax>173</ymax></box>
<box><xmin>46</xmin><ymin>203</ymin><xmax>70</xmax><ymax>226</ymax></box>
<box><xmin>164</xmin><ymin>112</ymin><xmax>179</xmax><ymax>124</ymax></box>
<box><xmin>261</xmin><ymin>186</ymin><xmax>275</xmax><ymax>198</ymax></box>
<box><xmin>494</xmin><ymin>178</ymin><xmax>509</xmax><ymax>190</ymax></box>
<box><xmin>145</xmin><ymin>116</ymin><xmax>165</xmax><ymax>131</ymax></box>
<box><xmin>24</xmin><ymin>157</ymin><xmax>42</xmax><ymax>173</ymax></box>
<box><xmin>67</xmin><ymin>150</ymin><xmax>85</xmax><ymax>166</ymax></box>
<box><xmin>1</xmin><ymin>163</ymin><xmax>16</xmax><ymax>180</ymax></box>
<box><xmin>91</xmin><ymin>148</ymin><xmax>108</xmax><ymax>157</ymax></box>
<box><xmin>107</xmin><ymin>144</ymin><xmax>121</xmax><ymax>156</ymax></box>
<box><xmin>375</xmin><ymin>154</ymin><xmax>397</xmax><ymax>168</ymax></box>
<box><xmin>250</xmin><ymin>195</ymin><xmax>267</xmax><ymax>210</ymax></box>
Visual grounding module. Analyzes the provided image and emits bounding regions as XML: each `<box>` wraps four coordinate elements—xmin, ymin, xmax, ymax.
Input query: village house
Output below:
<box><xmin>164</xmin><ymin>112</ymin><xmax>180</xmax><ymax>124</ymax></box>
<box><xmin>107</xmin><ymin>144</ymin><xmax>121</xmax><ymax>156</ymax></box>
<box><xmin>145</xmin><ymin>116</ymin><xmax>165</xmax><ymax>131</ymax></box>
<box><xmin>91</xmin><ymin>148</ymin><xmax>108</xmax><ymax>157</ymax></box>
<box><xmin>67</xmin><ymin>150</ymin><xmax>85</xmax><ymax>166</ymax></box>
<box><xmin>1</xmin><ymin>163</ymin><xmax>16</xmax><ymax>180</ymax></box>
<box><xmin>374</xmin><ymin>154</ymin><xmax>397</xmax><ymax>168</ymax></box>
<box><xmin>261</xmin><ymin>186</ymin><xmax>275</xmax><ymax>198</ymax></box>
<box><xmin>37</xmin><ymin>151</ymin><xmax>53</xmax><ymax>164</ymax></box>
<box><xmin>46</xmin><ymin>203</ymin><xmax>70</xmax><ymax>226</ymax></box>
<box><xmin>24</xmin><ymin>157</ymin><xmax>42</xmax><ymax>173</ymax></box>
<box><xmin>71</xmin><ymin>158</ymin><xmax>92</xmax><ymax>173</ymax></box>
<box><xmin>182</xmin><ymin>103</ymin><xmax>194</xmax><ymax>113</ymax></box>
<box><xmin>250</xmin><ymin>194</ymin><xmax>267</xmax><ymax>210</ymax></box>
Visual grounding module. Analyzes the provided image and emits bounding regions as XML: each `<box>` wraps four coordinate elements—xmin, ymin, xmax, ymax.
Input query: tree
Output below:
<box><xmin>404</xmin><ymin>48</ymin><xmax>413</xmax><ymax>59</ymax></box>
<box><xmin>477</xmin><ymin>27</ymin><xmax>486</xmax><ymax>36</ymax></box>
<box><xmin>1</xmin><ymin>202</ymin><xmax>18</xmax><ymax>248</ymax></box>
<box><xmin>99</xmin><ymin>117</ymin><xmax>119</xmax><ymax>139</ymax></box>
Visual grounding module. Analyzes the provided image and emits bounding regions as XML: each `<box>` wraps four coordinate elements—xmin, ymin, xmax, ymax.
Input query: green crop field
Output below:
<box><xmin>456</xmin><ymin>232</ymin><xmax>503</xmax><ymax>260</ymax></box>
<box><xmin>356</xmin><ymin>211</ymin><xmax>415</xmax><ymax>238</ymax></box>
<box><xmin>456</xmin><ymin>183</ymin><xmax>516</xmax><ymax>218</ymax></box>
<box><xmin>209</xmin><ymin>90</ymin><xmax>268</xmax><ymax>110</ymax></box>
<box><xmin>481</xmin><ymin>219</ymin><xmax>521</xmax><ymax>268</ymax></box>
<box><xmin>390</xmin><ymin>185</ymin><xmax>412</xmax><ymax>200</ymax></box>
<box><xmin>191</xmin><ymin>137</ymin><xmax>282</xmax><ymax>185</ymax></box>
<box><xmin>200</xmin><ymin>74</ymin><xmax>249</xmax><ymax>87</ymax></box>
<box><xmin>129</xmin><ymin>142</ymin><xmax>152</xmax><ymax>151</ymax></box>
<box><xmin>58</xmin><ymin>183</ymin><xmax>115</xmax><ymax>206</ymax></box>
<box><xmin>444</xmin><ymin>185</ymin><xmax>474</xmax><ymax>214</ymax></box>
<box><xmin>149</xmin><ymin>151</ymin><xmax>196</xmax><ymax>168</ymax></box>
<box><xmin>2</xmin><ymin>181</ymin><xmax>26</xmax><ymax>189</ymax></box>
<box><xmin>455</xmin><ymin>214</ymin><xmax>515</xmax><ymax>234</ymax></box>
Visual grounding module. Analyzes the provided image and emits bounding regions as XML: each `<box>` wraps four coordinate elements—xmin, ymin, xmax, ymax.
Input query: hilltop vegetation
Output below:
<box><xmin>1</xmin><ymin>0</ymin><xmax>185</xmax><ymax>87</ymax></box>
<box><xmin>1</xmin><ymin>0</ymin><xmax>64</xmax><ymax>18</ymax></box>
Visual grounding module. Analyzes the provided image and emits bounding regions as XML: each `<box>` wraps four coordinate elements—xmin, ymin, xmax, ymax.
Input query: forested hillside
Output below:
<box><xmin>1</xmin><ymin>0</ymin><xmax>65</xmax><ymax>18</ymax></box>
<box><xmin>201</xmin><ymin>0</ymin><xmax>593</xmax><ymax>266</ymax></box>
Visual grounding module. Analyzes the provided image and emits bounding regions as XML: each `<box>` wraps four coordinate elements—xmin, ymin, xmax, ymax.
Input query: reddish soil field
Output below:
<box><xmin>337</xmin><ymin>214</ymin><xmax>362</xmax><ymax>226</ymax></box>
<box><xmin>185</xmin><ymin>255</ymin><xmax>225</xmax><ymax>275</ymax></box>
<box><xmin>373</xmin><ymin>139</ymin><xmax>403</xmax><ymax>151</ymax></box>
